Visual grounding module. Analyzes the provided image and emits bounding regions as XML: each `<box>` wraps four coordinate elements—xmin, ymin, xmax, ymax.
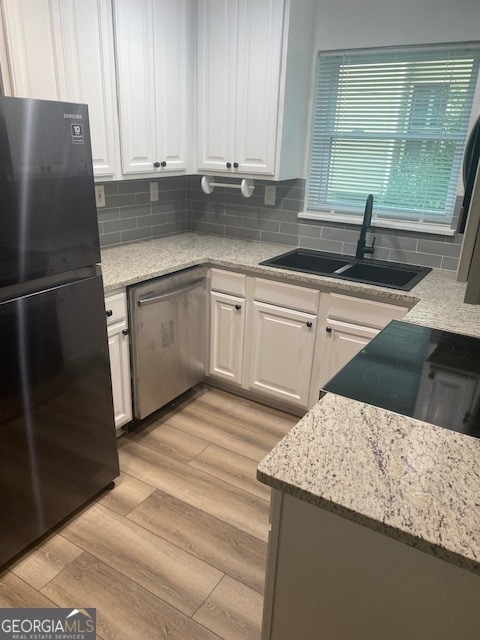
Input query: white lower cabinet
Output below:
<box><xmin>208</xmin><ymin>270</ymin><xmax>410</xmax><ymax>411</ymax></box>
<box><xmin>208</xmin><ymin>268</ymin><xmax>246</xmax><ymax>385</ymax></box>
<box><xmin>208</xmin><ymin>270</ymin><xmax>319</xmax><ymax>411</ymax></box>
<box><xmin>247</xmin><ymin>301</ymin><xmax>316</xmax><ymax>407</ymax></box>
<box><xmin>105</xmin><ymin>291</ymin><xmax>132</xmax><ymax>431</ymax></box>
<box><xmin>321</xmin><ymin>319</ymin><xmax>380</xmax><ymax>383</ymax></box>
<box><xmin>313</xmin><ymin>292</ymin><xmax>408</xmax><ymax>390</ymax></box>
<box><xmin>262</xmin><ymin>490</ymin><xmax>480</xmax><ymax>640</ymax></box>
<box><xmin>209</xmin><ymin>291</ymin><xmax>245</xmax><ymax>385</ymax></box>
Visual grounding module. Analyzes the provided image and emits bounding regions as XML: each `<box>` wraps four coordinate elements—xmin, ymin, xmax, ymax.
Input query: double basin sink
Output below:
<box><xmin>260</xmin><ymin>248</ymin><xmax>431</xmax><ymax>291</ymax></box>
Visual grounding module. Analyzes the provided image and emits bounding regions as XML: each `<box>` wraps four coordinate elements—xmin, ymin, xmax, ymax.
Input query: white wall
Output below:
<box><xmin>306</xmin><ymin>0</ymin><xmax>480</xmax><ymax>182</ymax></box>
<box><xmin>313</xmin><ymin>0</ymin><xmax>480</xmax><ymax>51</ymax></box>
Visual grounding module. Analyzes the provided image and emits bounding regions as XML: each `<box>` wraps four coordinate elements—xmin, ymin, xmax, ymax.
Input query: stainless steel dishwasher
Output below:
<box><xmin>129</xmin><ymin>266</ymin><xmax>206</xmax><ymax>419</ymax></box>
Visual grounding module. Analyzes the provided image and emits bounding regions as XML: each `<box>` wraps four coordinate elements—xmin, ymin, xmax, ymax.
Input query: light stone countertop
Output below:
<box><xmin>101</xmin><ymin>232</ymin><xmax>480</xmax><ymax>575</ymax></box>
<box><xmin>101</xmin><ymin>232</ymin><xmax>480</xmax><ymax>336</ymax></box>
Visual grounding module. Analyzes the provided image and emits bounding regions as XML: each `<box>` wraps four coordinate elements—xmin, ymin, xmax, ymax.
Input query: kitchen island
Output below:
<box><xmin>257</xmin><ymin>393</ymin><xmax>480</xmax><ymax>639</ymax></box>
<box><xmin>101</xmin><ymin>232</ymin><xmax>480</xmax><ymax>638</ymax></box>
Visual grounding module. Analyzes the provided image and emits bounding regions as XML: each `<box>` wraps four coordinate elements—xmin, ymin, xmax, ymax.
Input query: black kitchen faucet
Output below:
<box><xmin>355</xmin><ymin>194</ymin><xmax>376</xmax><ymax>259</ymax></box>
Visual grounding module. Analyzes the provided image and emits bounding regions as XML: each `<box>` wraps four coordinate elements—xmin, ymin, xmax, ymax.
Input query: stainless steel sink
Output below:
<box><xmin>260</xmin><ymin>248</ymin><xmax>431</xmax><ymax>291</ymax></box>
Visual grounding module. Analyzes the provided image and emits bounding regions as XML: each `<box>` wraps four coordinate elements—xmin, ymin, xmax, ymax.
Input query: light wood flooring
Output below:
<box><xmin>0</xmin><ymin>386</ymin><xmax>297</xmax><ymax>640</ymax></box>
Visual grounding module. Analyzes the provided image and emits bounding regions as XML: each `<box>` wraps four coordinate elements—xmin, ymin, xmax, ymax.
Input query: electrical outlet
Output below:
<box><xmin>264</xmin><ymin>185</ymin><xmax>276</xmax><ymax>206</ymax></box>
<box><xmin>150</xmin><ymin>181</ymin><xmax>159</xmax><ymax>202</ymax></box>
<box><xmin>95</xmin><ymin>185</ymin><xmax>105</xmax><ymax>208</ymax></box>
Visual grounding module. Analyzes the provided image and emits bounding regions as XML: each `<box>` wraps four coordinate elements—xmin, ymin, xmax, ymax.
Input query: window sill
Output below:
<box><xmin>298</xmin><ymin>210</ymin><xmax>456</xmax><ymax>237</ymax></box>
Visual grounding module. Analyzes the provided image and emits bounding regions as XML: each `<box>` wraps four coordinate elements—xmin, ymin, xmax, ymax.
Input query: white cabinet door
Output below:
<box><xmin>56</xmin><ymin>0</ymin><xmax>119</xmax><ymax>178</ymax></box>
<box><xmin>196</xmin><ymin>0</ymin><xmax>236</xmax><ymax>173</ymax></box>
<box><xmin>312</xmin><ymin>292</ymin><xmax>408</xmax><ymax>396</ymax></box>
<box><xmin>114</xmin><ymin>0</ymin><xmax>188</xmax><ymax>175</ymax></box>
<box><xmin>320</xmin><ymin>319</ymin><xmax>379</xmax><ymax>387</ymax></box>
<box><xmin>152</xmin><ymin>0</ymin><xmax>188</xmax><ymax>173</ymax></box>
<box><xmin>197</xmin><ymin>0</ymin><xmax>284</xmax><ymax>175</ymax></box>
<box><xmin>209</xmin><ymin>291</ymin><xmax>245</xmax><ymax>384</ymax></box>
<box><xmin>107</xmin><ymin>320</ymin><xmax>133</xmax><ymax>429</ymax></box>
<box><xmin>2</xmin><ymin>0</ymin><xmax>119</xmax><ymax>178</ymax></box>
<box><xmin>2</xmin><ymin>0</ymin><xmax>63</xmax><ymax>100</ymax></box>
<box><xmin>233</xmin><ymin>0</ymin><xmax>283</xmax><ymax>174</ymax></box>
<box><xmin>248</xmin><ymin>301</ymin><xmax>316</xmax><ymax>407</ymax></box>
<box><xmin>105</xmin><ymin>291</ymin><xmax>132</xmax><ymax>430</ymax></box>
<box><xmin>0</xmin><ymin>8</ymin><xmax>12</xmax><ymax>96</ymax></box>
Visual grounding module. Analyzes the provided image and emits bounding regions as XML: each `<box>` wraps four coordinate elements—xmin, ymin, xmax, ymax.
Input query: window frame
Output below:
<box><xmin>302</xmin><ymin>43</ymin><xmax>480</xmax><ymax>236</ymax></box>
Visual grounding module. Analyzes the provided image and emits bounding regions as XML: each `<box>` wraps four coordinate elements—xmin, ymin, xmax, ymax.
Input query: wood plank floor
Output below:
<box><xmin>0</xmin><ymin>386</ymin><xmax>297</xmax><ymax>640</ymax></box>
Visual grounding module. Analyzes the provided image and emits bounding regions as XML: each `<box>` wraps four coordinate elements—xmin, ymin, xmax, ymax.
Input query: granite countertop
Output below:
<box><xmin>102</xmin><ymin>232</ymin><xmax>480</xmax><ymax>336</ymax></box>
<box><xmin>101</xmin><ymin>232</ymin><xmax>480</xmax><ymax>575</ymax></box>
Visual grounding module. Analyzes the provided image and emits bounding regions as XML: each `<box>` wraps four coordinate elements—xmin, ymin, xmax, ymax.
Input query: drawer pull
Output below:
<box><xmin>106</xmin><ymin>309</ymin><xmax>113</xmax><ymax>317</ymax></box>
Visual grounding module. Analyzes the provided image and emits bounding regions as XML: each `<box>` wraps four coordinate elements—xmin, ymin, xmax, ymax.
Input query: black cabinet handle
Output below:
<box><xmin>161</xmin><ymin>161</ymin><xmax>167</xmax><ymax>167</ymax></box>
<box><xmin>226</xmin><ymin>162</ymin><xmax>232</xmax><ymax>168</ymax></box>
<box><xmin>122</xmin><ymin>329</ymin><xmax>129</xmax><ymax>336</ymax></box>
<box><xmin>153</xmin><ymin>161</ymin><xmax>160</xmax><ymax>168</ymax></box>
<box><xmin>235</xmin><ymin>304</ymin><xmax>242</xmax><ymax>311</ymax></box>
<box><xmin>326</xmin><ymin>326</ymin><xmax>332</xmax><ymax>333</ymax></box>
<box><xmin>233</xmin><ymin>162</ymin><xmax>239</xmax><ymax>168</ymax></box>
<box><xmin>106</xmin><ymin>309</ymin><xmax>113</xmax><ymax>317</ymax></box>
<box><xmin>306</xmin><ymin>321</ymin><xmax>313</xmax><ymax>328</ymax></box>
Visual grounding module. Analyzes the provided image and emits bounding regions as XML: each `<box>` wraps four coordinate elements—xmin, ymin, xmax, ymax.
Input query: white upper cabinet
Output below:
<box><xmin>234</xmin><ymin>0</ymin><xmax>284</xmax><ymax>174</ymax></box>
<box><xmin>196</xmin><ymin>0</ymin><xmax>236</xmax><ymax>173</ymax></box>
<box><xmin>113</xmin><ymin>0</ymin><xmax>188</xmax><ymax>175</ymax></box>
<box><xmin>197</xmin><ymin>0</ymin><xmax>315</xmax><ymax>179</ymax></box>
<box><xmin>2</xmin><ymin>0</ymin><xmax>120</xmax><ymax>178</ymax></box>
<box><xmin>0</xmin><ymin>9</ymin><xmax>11</xmax><ymax>96</ymax></box>
<box><xmin>1</xmin><ymin>0</ymin><xmax>312</xmax><ymax>181</ymax></box>
<box><xmin>54</xmin><ymin>0</ymin><xmax>119</xmax><ymax>178</ymax></box>
<box><xmin>1</xmin><ymin>0</ymin><xmax>62</xmax><ymax>100</ymax></box>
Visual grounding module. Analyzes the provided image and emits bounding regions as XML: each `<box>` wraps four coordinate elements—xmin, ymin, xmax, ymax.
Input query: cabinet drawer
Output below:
<box><xmin>254</xmin><ymin>278</ymin><xmax>319</xmax><ymax>314</ymax></box>
<box><xmin>104</xmin><ymin>291</ymin><xmax>127</xmax><ymax>326</ymax></box>
<box><xmin>327</xmin><ymin>293</ymin><xmax>407</xmax><ymax>329</ymax></box>
<box><xmin>211</xmin><ymin>268</ymin><xmax>246</xmax><ymax>296</ymax></box>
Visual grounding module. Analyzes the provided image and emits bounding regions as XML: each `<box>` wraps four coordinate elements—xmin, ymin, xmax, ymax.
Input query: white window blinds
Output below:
<box><xmin>307</xmin><ymin>46</ymin><xmax>480</xmax><ymax>225</ymax></box>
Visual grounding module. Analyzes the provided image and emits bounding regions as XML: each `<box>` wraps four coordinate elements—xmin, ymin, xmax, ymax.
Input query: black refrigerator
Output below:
<box><xmin>0</xmin><ymin>96</ymin><xmax>119</xmax><ymax>568</ymax></box>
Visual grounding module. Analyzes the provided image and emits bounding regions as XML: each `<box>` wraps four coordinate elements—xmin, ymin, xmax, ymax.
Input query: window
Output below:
<box><xmin>306</xmin><ymin>45</ymin><xmax>480</xmax><ymax>229</ymax></box>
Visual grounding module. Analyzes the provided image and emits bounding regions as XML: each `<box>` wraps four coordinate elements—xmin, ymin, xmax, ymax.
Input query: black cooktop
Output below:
<box><xmin>322</xmin><ymin>320</ymin><xmax>480</xmax><ymax>439</ymax></box>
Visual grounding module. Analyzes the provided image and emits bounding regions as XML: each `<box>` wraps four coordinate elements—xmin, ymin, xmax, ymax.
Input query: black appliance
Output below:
<box><xmin>0</xmin><ymin>96</ymin><xmax>119</xmax><ymax>568</ymax></box>
<box><xmin>323</xmin><ymin>320</ymin><xmax>480</xmax><ymax>439</ymax></box>
<box><xmin>458</xmin><ymin>114</ymin><xmax>480</xmax><ymax>234</ymax></box>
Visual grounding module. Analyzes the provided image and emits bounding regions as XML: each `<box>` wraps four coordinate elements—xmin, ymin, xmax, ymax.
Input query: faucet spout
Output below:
<box><xmin>355</xmin><ymin>194</ymin><xmax>375</xmax><ymax>260</ymax></box>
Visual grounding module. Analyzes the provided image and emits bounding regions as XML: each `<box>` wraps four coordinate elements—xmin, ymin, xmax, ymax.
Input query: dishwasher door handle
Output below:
<box><xmin>137</xmin><ymin>278</ymin><xmax>204</xmax><ymax>306</ymax></box>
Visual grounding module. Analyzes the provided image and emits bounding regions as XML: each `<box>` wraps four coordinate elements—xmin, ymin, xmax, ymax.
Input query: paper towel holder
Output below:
<box><xmin>200</xmin><ymin>175</ymin><xmax>255</xmax><ymax>198</ymax></box>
